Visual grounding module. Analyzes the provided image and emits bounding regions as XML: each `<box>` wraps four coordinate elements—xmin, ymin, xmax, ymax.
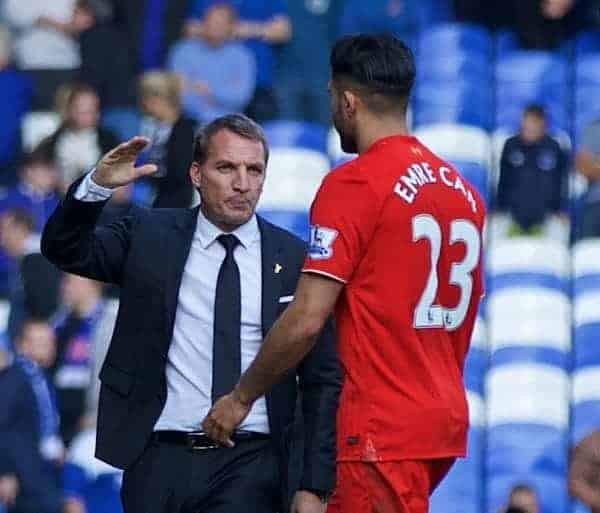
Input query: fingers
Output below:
<box><xmin>201</xmin><ymin>413</ymin><xmax>235</xmax><ymax>448</ymax></box>
<box><xmin>135</xmin><ymin>164</ymin><xmax>158</xmax><ymax>176</ymax></box>
<box><xmin>109</xmin><ymin>136</ymin><xmax>151</xmax><ymax>160</ymax></box>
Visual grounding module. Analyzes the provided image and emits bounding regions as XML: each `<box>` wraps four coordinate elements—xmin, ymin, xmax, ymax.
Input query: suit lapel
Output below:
<box><xmin>164</xmin><ymin>207</ymin><xmax>200</xmax><ymax>339</ymax></box>
<box><xmin>259</xmin><ymin>217</ymin><xmax>283</xmax><ymax>338</ymax></box>
<box><xmin>258</xmin><ymin>217</ymin><xmax>285</xmax><ymax>432</ymax></box>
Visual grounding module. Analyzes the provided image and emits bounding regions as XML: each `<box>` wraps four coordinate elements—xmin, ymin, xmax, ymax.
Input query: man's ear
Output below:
<box><xmin>189</xmin><ymin>161</ymin><xmax>202</xmax><ymax>188</ymax></box>
<box><xmin>342</xmin><ymin>90</ymin><xmax>358</xmax><ymax>118</ymax></box>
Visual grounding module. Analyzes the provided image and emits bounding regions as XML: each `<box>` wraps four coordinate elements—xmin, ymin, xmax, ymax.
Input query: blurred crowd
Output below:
<box><xmin>0</xmin><ymin>1</ymin><xmax>599</xmax><ymax>513</ymax></box>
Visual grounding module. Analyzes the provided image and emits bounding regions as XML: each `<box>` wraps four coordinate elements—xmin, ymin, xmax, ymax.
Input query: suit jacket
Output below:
<box><xmin>41</xmin><ymin>178</ymin><xmax>341</xmax><ymax>498</ymax></box>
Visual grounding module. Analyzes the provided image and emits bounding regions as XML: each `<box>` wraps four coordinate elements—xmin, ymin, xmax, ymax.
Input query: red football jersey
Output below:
<box><xmin>303</xmin><ymin>135</ymin><xmax>486</xmax><ymax>462</ymax></box>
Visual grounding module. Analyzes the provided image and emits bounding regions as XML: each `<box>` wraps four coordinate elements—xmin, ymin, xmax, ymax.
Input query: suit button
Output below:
<box><xmin>347</xmin><ymin>436</ymin><xmax>360</xmax><ymax>446</ymax></box>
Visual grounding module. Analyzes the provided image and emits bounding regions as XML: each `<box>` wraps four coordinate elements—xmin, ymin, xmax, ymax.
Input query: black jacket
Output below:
<box><xmin>41</xmin><ymin>178</ymin><xmax>341</xmax><ymax>498</ymax></box>
<box><xmin>150</xmin><ymin>116</ymin><xmax>196</xmax><ymax>209</ymax></box>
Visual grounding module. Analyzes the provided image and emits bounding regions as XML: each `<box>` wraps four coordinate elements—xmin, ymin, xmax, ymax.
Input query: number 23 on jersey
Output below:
<box><xmin>412</xmin><ymin>214</ymin><xmax>481</xmax><ymax>331</ymax></box>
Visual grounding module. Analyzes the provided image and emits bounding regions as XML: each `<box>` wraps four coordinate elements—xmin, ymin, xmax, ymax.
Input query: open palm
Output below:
<box><xmin>92</xmin><ymin>136</ymin><xmax>158</xmax><ymax>189</ymax></box>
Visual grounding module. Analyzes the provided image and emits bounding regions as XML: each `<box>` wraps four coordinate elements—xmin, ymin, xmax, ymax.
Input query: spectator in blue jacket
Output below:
<box><xmin>0</xmin><ymin>26</ymin><xmax>33</xmax><ymax>186</ymax></box>
<box><xmin>496</xmin><ymin>104</ymin><xmax>569</xmax><ymax>236</ymax></box>
<box><xmin>339</xmin><ymin>0</ymin><xmax>422</xmax><ymax>49</ymax></box>
<box><xmin>276</xmin><ymin>0</ymin><xmax>344</xmax><ymax>125</ymax></box>
<box><xmin>0</xmin><ymin>331</ymin><xmax>61</xmax><ymax>513</ymax></box>
<box><xmin>185</xmin><ymin>0</ymin><xmax>291</xmax><ymax>121</ymax></box>
<box><xmin>168</xmin><ymin>2</ymin><xmax>256</xmax><ymax>124</ymax></box>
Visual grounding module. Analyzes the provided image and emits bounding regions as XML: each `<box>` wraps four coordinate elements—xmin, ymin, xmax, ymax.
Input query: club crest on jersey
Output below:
<box><xmin>308</xmin><ymin>225</ymin><xmax>338</xmax><ymax>260</ymax></box>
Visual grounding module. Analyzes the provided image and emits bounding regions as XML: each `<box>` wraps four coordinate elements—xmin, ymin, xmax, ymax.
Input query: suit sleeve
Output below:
<box><xmin>41</xmin><ymin>176</ymin><xmax>141</xmax><ymax>285</ymax></box>
<box><xmin>303</xmin><ymin>172</ymin><xmax>379</xmax><ymax>283</ymax></box>
<box><xmin>297</xmin><ymin>317</ymin><xmax>341</xmax><ymax>493</ymax></box>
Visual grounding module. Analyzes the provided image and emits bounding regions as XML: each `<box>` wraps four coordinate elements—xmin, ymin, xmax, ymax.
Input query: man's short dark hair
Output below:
<box><xmin>330</xmin><ymin>33</ymin><xmax>416</xmax><ymax>114</ymax></box>
<box><xmin>524</xmin><ymin>104</ymin><xmax>546</xmax><ymax>120</ymax></box>
<box><xmin>2</xmin><ymin>208</ymin><xmax>34</xmax><ymax>233</ymax></box>
<box><xmin>193</xmin><ymin>114</ymin><xmax>269</xmax><ymax>165</ymax></box>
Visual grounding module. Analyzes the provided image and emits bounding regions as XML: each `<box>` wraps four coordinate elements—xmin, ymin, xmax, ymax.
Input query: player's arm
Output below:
<box><xmin>238</xmin><ymin>273</ymin><xmax>343</xmax><ymax>403</ymax></box>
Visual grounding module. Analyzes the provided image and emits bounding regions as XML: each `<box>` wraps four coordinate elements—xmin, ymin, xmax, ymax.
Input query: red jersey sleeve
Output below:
<box><xmin>302</xmin><ymin>169</ymin><xmax>379</xmax><ymax>283</ymax></box>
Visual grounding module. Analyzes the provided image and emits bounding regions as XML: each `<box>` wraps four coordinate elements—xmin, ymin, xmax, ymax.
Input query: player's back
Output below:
<box><xmin>304</xmin><ymin>134</ymin><xmax>485</xmax><ymax>462</ymax></box>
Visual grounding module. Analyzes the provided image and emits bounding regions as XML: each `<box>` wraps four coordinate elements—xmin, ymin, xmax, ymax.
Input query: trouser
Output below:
<box><xmin>327</xmin><ymin>458</ymin><xmax>456</xmax><ymax>513</ymax></box>
<box><xmin>120</xmin><ymin>435</ymin><xmax>280</xmax><ymax>513</ymax></box>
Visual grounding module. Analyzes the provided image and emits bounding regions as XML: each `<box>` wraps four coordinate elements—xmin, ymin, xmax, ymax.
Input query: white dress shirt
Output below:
<box><xmin>75</xmin><ymin>174</ymin><xmax>270</xmax><ymax>433</ymax></box>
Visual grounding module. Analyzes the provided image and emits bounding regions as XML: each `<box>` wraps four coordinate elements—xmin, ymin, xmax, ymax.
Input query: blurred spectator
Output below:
<box><xmin>72</xmin><ymin>0</ymin><xmax>135</xmax><ymax>109</ymax></box>
<box><xmin>496</xmin><ymin>105</ymin><xmax>568</xmax><ymax>236</ymax></box>
<box><xmin>186</xmin><ymin>0</ymin><xmax>291</xmax><ymax>121</ymax></box>
<box><xmin>569</xmin><ymin>430</ymin><xmax>600</xmax><ymax>512</ymax></box>
<box><xmin>51</xmin><ymin>274</ymin><xmax>104</xmax><ymax>445</ymax></box>
<box><xmin>0</xmin><ymin>210</ymin><xmax>62</xmax><ymax>341</ymax></box>
<box><xmin>276</xmin><ymin>0</ymin><xmax>344</xmax><ymax>125</ymax></box>
<box><xmin>62</xmin><ymin>427</ymin><xmax>122</xmax><ymax>513</ymax></box>
<box><xmin>168</xmin><ymin>3</ymin><xmax>256</xmax><ymax>125</ymax></box>
<box><xmin>14</xmin><ymin>319</ymin><xmax>64</xmax><ymax>464</ymax></box>
<box><xmin>575</xmin><ymin>119</ymin><xmax>600</xmax><ymax>240</ymax></box>
<box><xmin>37</xmin><ymin>84</ymin><xmax>118</xmax><ymax>189</ymax></box>
<box><xmin>1</xmin><ymin>0</ymin><xmax>80</xmax><ymax>109</ymax></box>
<box><xmin>138</xmin><ymin>71</ymin><xmax>196</xmax><ymax>208</ymax></box>
<box><xmin>513</xmin><ymin>0</ymin><xmax>579</xmax><ymax>49</ymax></box>
<box><xmin>505</xmin><ymin>484</ymin><xmax>540</xmax><ymax>513</ymax></box>
<box><xmin>110</xmin><ymin>0</ymin><xmax>189</xmax><ymax>72</ymax></box>
<box><xmin>0</xmin><ymin>152</ymin><xmax>60</xmax><ymax>232</ymax></box>
<box><xmin>0</xmin><ymin>334</ymin><xmax>61</xmax><ymax>513</ymax></box>
<box><xmin>339</xmin><ymin>0</ymin><xmax>421</xmax><ymax>48</ymax></box>
<box><xmin>0</xmin><ymin>26</ymin><xmax>33</xmax><ymax>185</ymax></box>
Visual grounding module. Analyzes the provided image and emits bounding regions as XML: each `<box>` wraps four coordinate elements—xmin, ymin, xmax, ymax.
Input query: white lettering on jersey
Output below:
<box><xmin>308</xmin><ymin>225</ymin><xmax>338</xmax><ymax>260</ymax></box>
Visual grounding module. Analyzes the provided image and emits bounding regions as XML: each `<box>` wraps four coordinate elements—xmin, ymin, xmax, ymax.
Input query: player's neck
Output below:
<box><xmin>357</xmin><ymin>118</ymin><xmax>409</xmax><ymax>154</ymax></box>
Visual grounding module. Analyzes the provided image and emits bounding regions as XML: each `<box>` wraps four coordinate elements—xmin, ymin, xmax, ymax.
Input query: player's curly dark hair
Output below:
<box><xmin>330</xmin><ymin>33</ymin><xmax>416</xmax><ymax>114</ymax></box>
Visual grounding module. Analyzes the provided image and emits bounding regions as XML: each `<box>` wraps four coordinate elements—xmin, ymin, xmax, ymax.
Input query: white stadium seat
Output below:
<box><xmin>413</xmin><ymin>123</ymin><xmax>492</xmax><ymax>168</ymax></box>
<box><xmin>486</xmin><ymin>363</ymin><xmax>569</xmax><ymax>428</ymax></box>
<box><xmin>573</xmin><ymin>238</ymin><xmax>600</xmax><ymax>279</ymax></box>
<box><xmin>259</xmin><ymin>148</ymin><xmax>329</xmax><ymax>211</ymax></box>
<box><xmin>574</xmin><ymin>291</ymin><xmax>600</xmax><ymax>327</ymax></box>
<box><xmin>21</xmin><ymin>111</ymin><xmax>61</xmax><ymax>151</ymax></box>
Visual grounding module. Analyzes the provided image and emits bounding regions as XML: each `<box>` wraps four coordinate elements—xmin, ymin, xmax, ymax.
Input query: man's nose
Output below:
<box><xmin>234</xmin><ymin>168</ymin><xmax>251</xmax><ymax>192</ymax></box>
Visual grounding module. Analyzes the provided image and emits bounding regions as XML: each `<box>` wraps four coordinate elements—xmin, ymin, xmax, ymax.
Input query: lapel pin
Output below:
<box><xmin>274</xmin><ymin>263</ymin><xmax>283</xmax><ymax>274</ymax></box>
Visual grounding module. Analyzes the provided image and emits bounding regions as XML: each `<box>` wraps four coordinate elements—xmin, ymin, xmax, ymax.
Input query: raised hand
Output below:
<box><xmin>92</xmin><ymin>136</ymin><xmax>158</xmax><ymax>189</ymax></box>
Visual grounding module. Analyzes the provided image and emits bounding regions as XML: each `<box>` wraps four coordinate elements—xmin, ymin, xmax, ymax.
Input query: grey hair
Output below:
<box><xmin>193</xmin><ymin>114</ymin><xmax>269</xmax><ymax>165</ymax></box>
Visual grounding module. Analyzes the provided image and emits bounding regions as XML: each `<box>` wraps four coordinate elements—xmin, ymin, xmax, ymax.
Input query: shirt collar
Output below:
<box><xmin>195</xmin><ymin>208</ymin><xmax>260</xmax><ymax>250</ymax></box>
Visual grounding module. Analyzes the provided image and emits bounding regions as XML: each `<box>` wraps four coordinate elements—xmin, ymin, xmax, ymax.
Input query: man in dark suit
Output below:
<box><xmin>41</xmin><ymin>114</ymin><xmax>340</xmax><ymax>513</ymax></box>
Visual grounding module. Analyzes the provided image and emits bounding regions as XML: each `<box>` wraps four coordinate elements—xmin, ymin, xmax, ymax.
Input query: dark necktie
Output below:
<box><xmin>212</xmin><ymin>234</ymin><xmax>242</xmax><ymax>403</ymax></box>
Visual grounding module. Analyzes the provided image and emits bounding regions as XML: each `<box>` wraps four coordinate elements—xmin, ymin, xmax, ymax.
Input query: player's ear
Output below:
<box><xmin>342</xmin><ymin>90</ymin><xmax>358</xmax><ymax>117</ymax></box>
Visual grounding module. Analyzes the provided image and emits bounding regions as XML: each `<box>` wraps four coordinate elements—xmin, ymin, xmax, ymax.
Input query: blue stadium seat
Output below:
<box><xmin>451</xmin><ymin>161</ymin><xmax>489</xmax><ymax>204</ymax></box>
<box><xmin>576</xmin><ymin>55</ymin><xmax>600</xmax><ymax>85</ymax></box>
<box><xmin>496</xmin><ymin>30</ymin><xmax>519</xmax><ymax>56</ymax></box>
<box><xmin>496</xmin><ymin>52</ymin><xmax>570</xmax><ymax>132</ymax></box>
<box><xmin>257</xmin><ymin>209</ymin><xmax>309</xmax><ymax>241</ymax></box>
<box><xmin>575</xmin><ymin>31</ymin><xmax>600</xmax><ymax>56</ymax></box>
<box><xmin>263</xmin><ymin>121</ymin><xmax>328</xmax><ymax>154</ymax></box>
<box><xmin>101</xmin><ymin>107</ymin><xmax>141</xmax><ymax>142</ymax></box>
<box><xmin>419</xmin><ymin>23</ymin><xmax>493</xmax><ymax>58</ymax></box>
<box><xmin>418</xmin><ymin>55</ymin><xmax>491</xmax><ymax>82</ymax></box>
<box><xmin>572</xmin><ymin>398</ymin><xmax>600</xmax><ymax>444</ymax></box>
<box><xmin>574</xmin><ymin>292</ymin><xmax>600</xmax><ymax>369</ymax></box>
<box><xmin>573</xmin><ymin>239</ymin><xmax>600</xmax><ymax>295</ymax></box>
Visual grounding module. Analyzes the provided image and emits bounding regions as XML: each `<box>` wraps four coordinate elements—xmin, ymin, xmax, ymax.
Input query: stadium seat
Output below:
<box><xmin>496</xmin><ymin>29</ymin><xmax>519</xmax><ymax>56</ymax></box>
<box><xmin>0</xmin><ymin>299</ymin><xmax>10</xmax><ymax>334</ymax></box>
<box><xmin>574</xmin><ymin>291</ymin><xmax>600</xmax><ymax>369</ymax></box>
<box><xmin>418</xmin><ymin>55</ymin><xmax>491</xmax><ymax>82</ymax></box>
<box><xmin>464</xmin><ymin>316</ymin><xmax>488</xmax><ymax>396</ymax></box>
<box><xmin>575</xmin><ymin>31</ymin><xmax>600</xmax><ymax>56</ymax></box>
<box><xmin>487</xmin><ymin>288</ymin><xmax>571</xmax><ymax>367</ymax></box>
<box><xmin>487</xmin><ymin>238</ymin><xmax>570</xmax><ymax>291</ymax></box>
<box><xmin>430</xmin><ymin>390</ymin><xmax>485</xmax><ymax>513</ymax></box>
<box><xmin>21</xmin><ymin>111</ymin><xmax>61</xmax><ymax>152</ymax></box>
<box><xmin>573</xmin><ymin>239</ymin><xmax>600</xmax><ymax>295</ymax></box>
<box><xmin>101</xmin><ymin>108</ymin><xmax>141</xmax><ymax>142</ymax></box>
<box><xmin>486</xmin><ymin>362</ymin><xmax>570</xmax><ymax>513</ymax></box>
<box><xmin>451</xmin><ymin>161</ymin><xmax>489</xmax><ymax>204</ymax></box>
<box><xmin>495</xmin><ymin>52</ymin><xmax>570</xmax><ymax>132</ymax></box>
<box><xmin>257</xmin><ymin>209</ymin><xmax>309</xmax><ymax>241</ymax></box>
<box><xmin>413</xmin><ymin>124</ymin><xmax>492</xmax><ymax>168</ymax></box>
<box><xmin>419</xmin><ymin>23</ymin><xmax>493</xmax><ymax>59</ymax></box>
<box><xmin>263</xmin><ymin>121</ymin><xmax>328</xmax><ymax>155</ymax></box>
<box><xmin>259</xmin><ymin>148</ymin><xmax>329</xmax><ymax>212</ymax></box>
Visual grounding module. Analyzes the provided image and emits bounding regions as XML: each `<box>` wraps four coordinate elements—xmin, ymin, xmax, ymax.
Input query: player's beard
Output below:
<box><xmin>333</xmin><ymin>109</ymin><xmax>358</xmax><ymax>154</ymax></box>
